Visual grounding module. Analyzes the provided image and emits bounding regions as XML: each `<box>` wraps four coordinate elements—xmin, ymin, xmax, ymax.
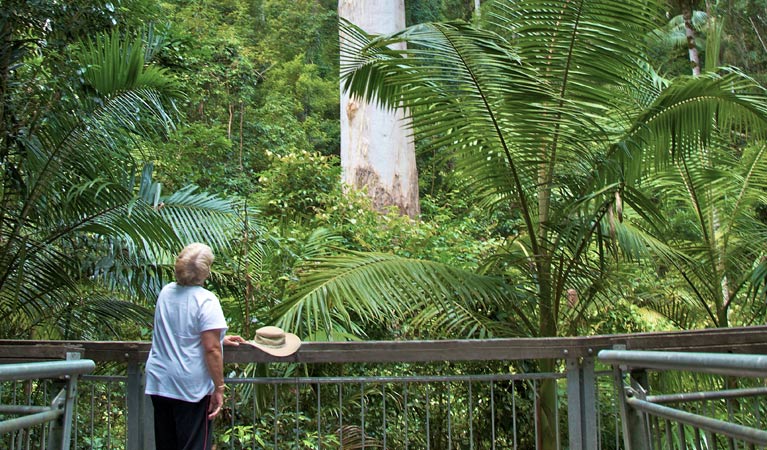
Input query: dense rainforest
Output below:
<box><xmin>1</xmin><ymin>0</ymin><xmax>767</xmax><ymax>343</ymax></box>
<box><xmin>4</xmin><ymin>1</ymin><xmax>767</xmax><ymax>448</ymax></box>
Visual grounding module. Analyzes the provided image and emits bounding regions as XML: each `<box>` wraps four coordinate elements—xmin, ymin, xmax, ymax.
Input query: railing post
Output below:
<box><xmin>566</xmin><ymin>355</ymin><xmax>598</xmax><ymax>450</ymax></box>
<box><xmin>610</xmin><ymin>347</ymin><xmax>651</xmax><ymax>450</ymax></box>
<box><xmin>143</xmin><ymin>373</ymin><xmax>155</xmax><ymax>450</ymax></box>
<box><xmin>47</xmin><ymin>351</ymin><xmax>81</xmax><ymax>450</ymax></box>
<box><xmin>126</xmin><ymin>361</ymin><xmax>144</xmax><ymax>450</ymax></box>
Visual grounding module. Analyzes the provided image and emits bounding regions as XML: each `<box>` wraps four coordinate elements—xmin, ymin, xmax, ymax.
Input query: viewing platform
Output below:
<box><xmin>3</xmin><ymin>326</ymin><xmax>767</xmax><ymax>449</ymax></box>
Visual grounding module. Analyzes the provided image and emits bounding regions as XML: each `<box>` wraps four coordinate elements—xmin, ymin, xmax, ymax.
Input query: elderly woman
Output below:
<box><xmin>145</xmin><ymin>243</ymin><xmax>245</xmax><ymax>450</ymax></box>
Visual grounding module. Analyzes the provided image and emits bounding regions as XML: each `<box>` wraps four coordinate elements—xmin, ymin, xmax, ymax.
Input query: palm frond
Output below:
<box><xmin>0</xmin><ymin>241</ymin><xmax>78</xmax><ymax>330</ymax></box>
<box><xmin>158</xmin><ymin>185</ymin><xmax>238</xmax><ymax>252</ymax></box>
<box><xmin>635</xmin><ymin>289</ymin><xmax>708</xmax><ymax>330</ymax></box>
<box><xmin>626</xmin><ymin>70</ymin><xmax>767</xmax><ymax>175</ymax></box>
<box><xmin>274</xmin><ymin>251</ymin><xmax>530</xmax><ymax>339</ymax></box>
<box><xmin>0</xmin><ymin>28</ymin><xmax>233</xmax><ymax>338</ymax></box>
<box><xmin>54</xmin><ymin>292</ymin><xmax>153</xmax><ymax>340</ymax></box>
<box><xmin>77</xmin><ymin>29</ymin><xmax>181</xmax><ymax>98</ymax></box>
<box><xmin>490</xmin><ymin>0</ymin><xmax>665</xmax><ymax>97</ymax></box>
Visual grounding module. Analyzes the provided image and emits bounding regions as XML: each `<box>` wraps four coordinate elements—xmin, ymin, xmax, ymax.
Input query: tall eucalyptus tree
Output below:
<box><xmin>339</xmin><ymin>0</ymin><xmax>420</xmax><ymax>217</ymax></box>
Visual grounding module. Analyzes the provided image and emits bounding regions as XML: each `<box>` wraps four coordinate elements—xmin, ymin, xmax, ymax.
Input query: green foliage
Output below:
<box><xmin>154</xmin><ymin>123</ymin><xmax>237</xmax><ymax>192</ymax></box>
<box><xmin>587</xmin><ymin>299</ymin><xmax>674</xmax><ymax>335</ymax></box>
<box><xmin>257</xmin><ymin>150</ymin><xmax>342</xmax><ymax>219</ymax></box>
<box><xmin>149</xmin><ymin>0</ymin><xmax>341</xmax><ymax>207</ymax></box>
<box><xmin>406</xmin><ymin>0</ymin><xmax>475</xmax><ymax>24</ymax></box>
<box><xmin>713</xmin><ymin>0</ymin><xmax>767</xmax><ymax>81</ymax></box>
<box><xmin>254</xmin><ymin>0</ymin><xmax>338</xmax><ymax>75</ymax></box>
<box><xmin>6</xmin><ymin>0</ymin><xmax>767</xmax><ymax>347</ymax></box>
<box><xmin>0</xmin><ymin>11</ymin><xmax>240</xmax><ymax>339</ymax></box>
<box><xmin>218</xmin><ymin>412</ymin><xmax>342</xmax><ymax>449</ymax></box>
<box><xmin>76</xmin><ymin>29</ymin><xmax>181</xmax><ymax>97</ymax></box>
<box><xmin>312</xmin><ymin>191</ymin><xmax>502</xmax><ymax>270</ymax></box>
<box><xmin>325</xmin><ymin>0</ymin><xmax>767</xmax><ymax>343</ymax></box>
<box><xmin>255</xmin><ymin>56</ymin><xmax>340</xmax><ymax>156</ymax></box>
<box><xmin>636</xmin><ymin>140</ymin><xmax>767</xmax><ymax>327</ymax></box>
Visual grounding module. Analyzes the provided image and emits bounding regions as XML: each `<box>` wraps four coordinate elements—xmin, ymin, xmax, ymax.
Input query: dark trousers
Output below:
<box><xmin>151</xmin><ymin>395</ymin><xmax>213</xmax><ymax>450</ymax></box>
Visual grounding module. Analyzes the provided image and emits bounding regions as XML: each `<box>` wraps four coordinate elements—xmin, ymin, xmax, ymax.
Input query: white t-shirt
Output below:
<box><xmin>145</xmin><ymin>282</ymin><xmax>228</xmax><ymax>402</ymax></box>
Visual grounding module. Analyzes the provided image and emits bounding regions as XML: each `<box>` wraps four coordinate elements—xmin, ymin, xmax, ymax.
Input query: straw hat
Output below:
<box><xmin>247</xmin><ymin>326</ymin><xmax>301</xmax><ymax>357</ymax></box>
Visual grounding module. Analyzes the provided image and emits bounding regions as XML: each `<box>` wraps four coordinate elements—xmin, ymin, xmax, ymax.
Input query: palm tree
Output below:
<box><xmin>639</xmin><ymin>138</ymin><xmax>767</xmax><ymax>329</ymax></box>
<box><xmin>274</xmin><ymin>0</ymin><xmax>767</xmax><ymax>446</ymax></box>
<box><xmin>637</xmin><ymin>18</ymin><xmax>767</xmax><ymax>330</ymax></box>
<box><xmin>0</xmin><ymin>29</ymin><xmax>239</xmax><ymax>339</ymax></box>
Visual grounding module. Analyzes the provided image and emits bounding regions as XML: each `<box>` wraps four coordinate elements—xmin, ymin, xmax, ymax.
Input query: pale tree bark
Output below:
<box><xmin>339</xmin><ymin>0</ymin><xmax>420</xmax><ymax>218</ymax></box>
<box><xmin>680</xmin><ymin>0</ymin><xmax>701</xmax><ymax>75</ymax></box>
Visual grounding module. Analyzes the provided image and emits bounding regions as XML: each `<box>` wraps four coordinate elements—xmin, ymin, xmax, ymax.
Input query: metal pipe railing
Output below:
<box><xmin>0</xmin><ymin>408</ymin><xmax>62</xmax><ymax>434</ymax></box>
<box><xmin>598</xmin><ymin>349</ymin><xmax>767</xmax><ymax>377</ymax></box>
<box><xmin>0</xmin><ymin>357</ymin><xmax>95</xmax><ymax>450</ymax></box>
<box><xmin>625</xmin><ymin>396</ymin><xmax>767</xmax><ymax>445</ymax></box>
<box><xmin>648</xmin><ymin>386</ymin><xmax>767</xmax><ymax>404</ymax></box>
<box><xmin>73</xmin><ymin>363</ymin><xmax>595</xmax><ymax>450</ymax></box>
<box><xmin>0</xmin><ymin>360</ymin><xmax>95</xmax><ymax>382</ymax></box>
<box><xmin>599</xmin><ymin>348</ymin><xmax>767</xmax><ymax>450</ymax></box>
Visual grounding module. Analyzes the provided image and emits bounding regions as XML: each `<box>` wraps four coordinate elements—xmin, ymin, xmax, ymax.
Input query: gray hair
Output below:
<box><xmin>174</xmin><ymin>243</ymin><xmax>214</xmax><ymax>286</ymax></box>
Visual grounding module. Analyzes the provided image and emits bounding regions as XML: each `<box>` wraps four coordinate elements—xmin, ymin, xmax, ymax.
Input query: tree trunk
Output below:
<box><xmin>680</xmin><ymin>0</ymin><xmax>701</xmax><ymax>76</ymax></box>
<box><xmin>537</xmin><ymin>362</ymin><xmax>558</xmax><ymax>450</ymax></box>
<box><xmin>537</xmin><ymin>264</ymin><xmax>558</xmax><ymax>450</ymax></box>
<box><xmin>338</xmin><ymin>0</ymin><xmax>420</xmax><ymax>218</ymax></box>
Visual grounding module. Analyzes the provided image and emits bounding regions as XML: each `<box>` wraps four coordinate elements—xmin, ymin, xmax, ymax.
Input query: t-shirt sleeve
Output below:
<box><xmin>198</xmin><ymin>293</ymin><xmax>227</xmax><ymax>334</ymax></box>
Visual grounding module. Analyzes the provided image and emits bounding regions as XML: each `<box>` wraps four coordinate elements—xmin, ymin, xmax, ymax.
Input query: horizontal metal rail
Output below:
<box><xmin>0</xmin><ymin>408</ymin><xmax>62</xmax><ymax>434</ymax></box>
<box><xmin>0</xmin><ymin>359</ymin><xmax>95</xmax><ymax>382</ymax></box>
<box><xmin>0</xmin><ymin>404</ymin><xmax>52</xmax><ymax>414</ymax></box>
<box><xmin>0</xmin><ymin>358</ymin><xmax>95</xmax><ymax>450</ymax></box>
<box><xmin>597</xmin><ymin>349</ymin><xmax>767</xmax><ymax>377</ymax></box>
<box><xmin>224</xmin><ymin>371</ymin><xmax>564</xmax><ymax>385</ymax></box>
<box><xmin>648</xmin><ymin>386</ymin><xmax>767</xmax><ymax>404</ymax></box>
<box><xmin>626</xmin><ymin>396</ymin><xmax>767</xmax><ymax>445</ymax></box>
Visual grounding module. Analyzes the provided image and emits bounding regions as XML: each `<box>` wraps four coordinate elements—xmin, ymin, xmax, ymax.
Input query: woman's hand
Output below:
<box><xmin>207</xmin><ymin>389</ymin><xmax>224</xmax><ymax>420</ymax></box>
<box><xmin>223</xmin><ymin>334</ymin><xmax>247</xmax><ymax>346</ymax></box>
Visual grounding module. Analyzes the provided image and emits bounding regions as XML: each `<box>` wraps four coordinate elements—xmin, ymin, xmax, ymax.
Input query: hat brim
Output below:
<box><xmin>246</xmin><ymin>333</ymin><xmax>301</xmax><ymax>357</ymax></box>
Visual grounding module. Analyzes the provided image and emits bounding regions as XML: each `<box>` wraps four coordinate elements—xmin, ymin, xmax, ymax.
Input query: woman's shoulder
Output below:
<box><xmin>189</xmin><ymin>285</ymin><xmax>218</xmax><ymax>302</ymax></box>
<box><xmin>158</xmin><ymin>282</ymin><xmax>178</xmax><ymax>297</ymax></box>
<box><xmin>161</xmin><ymin>282</ymin><xmax>214</xmax><ymax>298</ymax></box>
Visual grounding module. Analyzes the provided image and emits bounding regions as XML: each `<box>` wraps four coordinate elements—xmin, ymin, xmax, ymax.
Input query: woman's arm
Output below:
<box><xmin>201</xmin><ymin>329</ymin><xmax>225</xmax><ymax>419</ymax></box>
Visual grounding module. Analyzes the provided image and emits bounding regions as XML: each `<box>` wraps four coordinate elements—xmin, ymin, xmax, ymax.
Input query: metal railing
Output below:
<box><xmin>213</xmin><ymin>369</ymin><xmax>609</xmax><ymax>450</ymax></box>
<box><xmin>66</xmin><ymin>363</ymin><xmax>619</xmax><ymax>450</ymax></box>
<box><xmin>599</xmin><ymin>349</ymin><xmax>767</xmax><ymax>450</ymax></box>
<box><xmin>0</xmin><ymin>353</ymin><xmax>95</xmax><ymax>450</ymax></box>
<box><xmin>3</xmin><ymin>325</ymin><xmax>767</xmax><ymax>450</ymax></box>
